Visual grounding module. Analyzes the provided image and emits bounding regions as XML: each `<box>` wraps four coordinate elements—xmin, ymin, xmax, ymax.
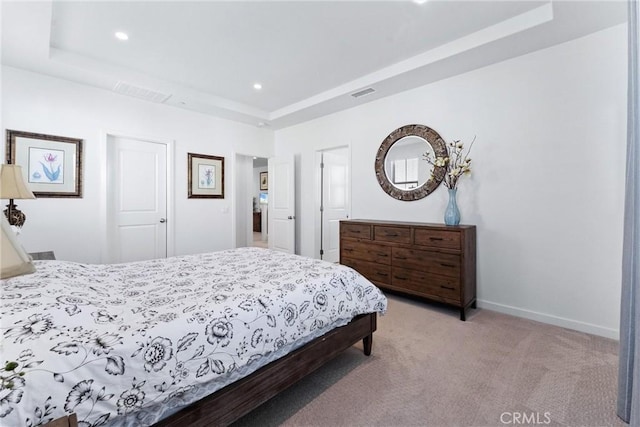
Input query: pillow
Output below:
<box><xmin>1</xmin><ymin>215</ymin><xmax>35</xmax><ymax>279</ymax></box>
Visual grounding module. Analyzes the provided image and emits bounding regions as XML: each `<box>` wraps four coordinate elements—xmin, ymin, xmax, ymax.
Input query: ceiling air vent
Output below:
<box><xmin>350</xmin><ymin>87</ymin><xmax>376</xmax><ymax>98</ymax></box>
<box><xmin>113</xmin><ymin>81</ymin><xmax>172</xmax><ymax>103</ymax></box>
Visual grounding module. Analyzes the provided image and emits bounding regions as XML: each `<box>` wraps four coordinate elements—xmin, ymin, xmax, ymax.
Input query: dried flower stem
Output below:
<box><xmin>423</xmin><ymin>136</ymin><xmax>475</xmax><ymax>189</ymax></box>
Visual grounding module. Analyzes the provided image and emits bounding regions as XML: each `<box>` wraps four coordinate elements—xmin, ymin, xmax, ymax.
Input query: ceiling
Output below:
<box><xmin>1</xmin><ymin>1</ymin><xmax>627</xmax><ymax>130</ymax></box>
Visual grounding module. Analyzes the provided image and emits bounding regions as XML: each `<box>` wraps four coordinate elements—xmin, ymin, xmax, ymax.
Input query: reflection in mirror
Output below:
<box><xmin>375</xmin><ymin>124</ymin><xmax>447</xmax><ymax>201</ymax></box>
<box><xmin>384</xmin><ymin>136</ymin><xmax>435</xmax><ymax>190</ymax></box>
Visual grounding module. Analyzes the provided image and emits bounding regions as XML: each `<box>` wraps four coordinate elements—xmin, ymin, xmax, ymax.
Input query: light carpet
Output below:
<box><xmin>233</xmin><ymin>295</ymin><xmax>623</xmax><ymax>427</ymax></box>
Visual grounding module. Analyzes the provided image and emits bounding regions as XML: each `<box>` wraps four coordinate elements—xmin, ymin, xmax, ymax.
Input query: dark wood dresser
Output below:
<box><xmin>29</xmin><ymin>251</ymin><xmax>56</xmax><ymax>260</ymax></box>
<box><xmin>253</xmin><ymin>212</ymin><xmax>262</xmax><ymax>232</ymax></box>
<box><xmin>340</xmin><ymin>219</ymin><xmax>476</xmax><ymax>320</ymax></box>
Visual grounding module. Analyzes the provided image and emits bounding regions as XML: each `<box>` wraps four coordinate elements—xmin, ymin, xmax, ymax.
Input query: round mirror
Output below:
<box><xmin>375</xmin><ymin>124</ymin><xmax>447</xmax><ymax>201</ymax></box>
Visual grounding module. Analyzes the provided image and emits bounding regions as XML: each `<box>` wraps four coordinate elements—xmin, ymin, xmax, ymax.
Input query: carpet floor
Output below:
<box><xmin>233</xmin><ymin>295</ymin><xmax>623</xmax><ymax>427</ymax></box>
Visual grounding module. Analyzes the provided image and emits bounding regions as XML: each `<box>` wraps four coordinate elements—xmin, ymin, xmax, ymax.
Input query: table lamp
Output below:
<box><xmin>0</xmin><ymin>164</ymin><xmax>36</xmax><ymax>227</ymax></box>
<box><xmin>1</xmin><ymin>213</ymin><xmax>35</xmax><ymax>278</ymax></box>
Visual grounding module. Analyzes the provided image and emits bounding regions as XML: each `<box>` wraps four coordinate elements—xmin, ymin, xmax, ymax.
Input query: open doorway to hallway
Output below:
<box><xmin>234</xmin><ymin>153</ymin><xmax>269</xmax><ymax>249</ymax></box>
<box><xmin>251</xmin><ymin>157</ymin><xmax>268</xmax><ymax>249</ymax></box>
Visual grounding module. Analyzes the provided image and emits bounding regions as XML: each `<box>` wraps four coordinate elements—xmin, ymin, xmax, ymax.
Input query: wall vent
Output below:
<box><xmin>350</xmin><ymin>87</ymin><xmax>376</xmax><ymax>98</ymax></box>
<box><xmin>113</xmin><ymin>81</ymin><xmax>172</xmax><ymax>103</ymax></box>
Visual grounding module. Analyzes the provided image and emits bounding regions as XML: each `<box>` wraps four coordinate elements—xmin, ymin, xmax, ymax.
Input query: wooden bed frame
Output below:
<box><xmin>156</xmin><ymin>312</ymin><xmax>377</xmax><ymax>426</ymax></box>
<box><xmin>44</xmin><ymin>312</ymin><xmax>378</xmax><ymax>427</ymax></box>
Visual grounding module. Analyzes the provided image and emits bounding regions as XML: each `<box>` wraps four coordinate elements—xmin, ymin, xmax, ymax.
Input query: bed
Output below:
<box><xmin>0</xmin><ymin>247</ymin><xmax>387</xmax><ymax>426</ymax></box>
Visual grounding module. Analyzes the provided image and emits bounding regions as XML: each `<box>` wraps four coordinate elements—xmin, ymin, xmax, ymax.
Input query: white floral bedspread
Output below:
<box><xmin>0</xmin><ymin>247</ymin><xmax>387</xmax><ymax>426</ymax></box>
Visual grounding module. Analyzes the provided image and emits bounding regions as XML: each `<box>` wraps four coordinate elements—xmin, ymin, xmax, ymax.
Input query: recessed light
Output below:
<box><xmin>413</xmin><ymin>0</ymin><xmax>428</xmax><ymax>4</ymax></box>
<box><xmin>115</xmin><ymin>31</ymin><xmax>129</xmax><ymax>41</ymax></box>
<box><xmin>253</xmin><ymin>83</ymin><xmax>262</xmax><ymax>90</ymax></box>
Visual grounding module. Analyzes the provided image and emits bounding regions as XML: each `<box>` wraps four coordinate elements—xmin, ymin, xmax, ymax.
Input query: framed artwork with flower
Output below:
<box><xmin>259</xmin><ymin>171</ymin><xmax>268</xmax><ymax>190</ymax></box>
<box><xmin>188</xmin><ymin>152</ymin><xmax>224</xmax><ymax>198</ymax></box>
<box><xmin>5</xmin><ymin>129</ymin><xmax>83</xmax><ymax>198</ymax></box>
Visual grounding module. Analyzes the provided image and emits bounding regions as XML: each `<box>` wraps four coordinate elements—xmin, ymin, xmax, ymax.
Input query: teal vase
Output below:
<box><xmin>444</xmin><ymin>188</ymin><xmax>460</xmax><ymax>226</ymax></box>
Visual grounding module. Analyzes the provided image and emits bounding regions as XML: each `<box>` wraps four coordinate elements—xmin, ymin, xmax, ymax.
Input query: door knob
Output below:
<box><xmin>160</xmin><ymin>218</ymin><xmax>167</xmax><ymax>223</ymax></box>
<box><xmin>287</xmin><ymin>216</ymin><xmax>295</xmax><ymax>220</ymax></box>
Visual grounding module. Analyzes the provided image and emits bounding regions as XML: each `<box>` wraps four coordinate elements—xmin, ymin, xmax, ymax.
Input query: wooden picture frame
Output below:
<box><xmin>259</xmin><ymin>171</ymin><xmax>268</xmax><ymax>190</ymax></box>
<box><xmin>188</xmin><ymin>153</ymin><xmax>224</xmax><ymax>198</ymax></box>
<box><xmin>6</xmin><ymin>129</ymin><xmax>83</xmax><ymax>198</ymax></box>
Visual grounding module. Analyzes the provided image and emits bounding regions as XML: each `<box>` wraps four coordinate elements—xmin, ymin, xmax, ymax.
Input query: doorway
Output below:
<box><xmin>234</xmin><ymin>154</ymin><xmax>295</xmax><ymax>253</ymax></box>
<box><xmin>234</xmin><ymin>153</ymin><xmax>269</xmax><ymax>249</ymax></box>
<box><xmin>252</xmin><ymin>157</ymin><xmax>268</xmax><ymax>248</ymax></box>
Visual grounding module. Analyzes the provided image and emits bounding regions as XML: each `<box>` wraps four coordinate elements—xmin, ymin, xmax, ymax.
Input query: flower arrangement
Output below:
<box><xmin>423</xmin><ymin>136</ymin><xmax>475</xmax><ymax>189</ymax></box>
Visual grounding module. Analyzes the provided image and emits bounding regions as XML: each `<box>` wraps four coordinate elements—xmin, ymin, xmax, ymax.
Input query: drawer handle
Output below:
<box><xmin>343</xmin><ymin>248</ymin><xmax>353</xmax><ymax>252</ymax></box>
<box><xmin>440</xmin><ymin>263</ymin><xmax>456</xmax><ymax>268</ymax></box>
<box><xmin>376</xmin><ymin>272</ymin><xmax>387</xmax><ymax>277</ymax></box>
<box><xmin>440</xmin><ymin>285</ymin><xmax>455</xmax><ymax>290</ymax></box>
<box><xmin>430</xmin><ymin>237</ymin><xmax>444</xmax><ymax>241</ymax></box>
<box><xmin>385</xmin><ymin>233</ymin><xmax>399</xmax><ymax>237</ymax></box>
<box><xmin>378</xmin><ymin>253</ymin><xmax>388</xmax><ymax>257</ymax></box>
<box><xmin>394</xmin><ymin>276</ymin><xmax>408</xmax><ymax>281</ymax></box>
<box><xmin>395</xmin><ymin>256</ymin><xmax>407</xmax><ymax>260</ymax></box>
<box><xmin>351</xmin><ymin>230</ymin><xmax>361</xmax><ymax>234</ymax></box>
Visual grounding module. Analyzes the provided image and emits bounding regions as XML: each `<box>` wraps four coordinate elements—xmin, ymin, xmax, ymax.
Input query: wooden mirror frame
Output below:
<box><xmin>374</xmin><ymin>124</ymin><xmax>448</xmax><ymax>201</ymax></box>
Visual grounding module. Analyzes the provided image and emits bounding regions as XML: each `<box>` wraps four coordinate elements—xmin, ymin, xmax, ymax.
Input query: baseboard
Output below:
<box><xmin>477</xmin><ymin>300</ymin><xmax>619</xmax><ymax>340</ymax></box>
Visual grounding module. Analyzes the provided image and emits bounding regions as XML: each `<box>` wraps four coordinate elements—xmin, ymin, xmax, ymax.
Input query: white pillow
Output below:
<box><xmin>1</xmin><ymin>215</ymin><xmax>35</xmax><ymax>279</ymax></box>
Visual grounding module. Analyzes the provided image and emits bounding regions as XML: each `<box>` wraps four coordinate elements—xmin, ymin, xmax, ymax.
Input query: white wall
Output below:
<box><xmin>274</xmin><ymin>24</ymin><xmax>627</xmax><ymax>338</ymax></box>
<box><xmin>2</xmin><ymin>66</ymin><xmax>274</xmax><ymax>263</ymax></box>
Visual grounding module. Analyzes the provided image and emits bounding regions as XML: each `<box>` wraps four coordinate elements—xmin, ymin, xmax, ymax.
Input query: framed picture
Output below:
<box><xmin>188</xmin><ymin>153</ymin><xmax>224</xmax><ymax>198</ymax></box>
<box><xmin>6</xmin><ymin>129</ymin><xmax>83</xmax><ymax>198</ymax></box>
<box><xmin>260</xmin><ymin>171</ymin><xmax>268</xmax><ymax>190</ymax></box>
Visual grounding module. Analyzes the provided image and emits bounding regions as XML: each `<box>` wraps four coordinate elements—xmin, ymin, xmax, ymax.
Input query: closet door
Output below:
<box><xmin>108</xmin><ymin>136</ymin><xmax>167</xmax><ymax>262</ymax></box>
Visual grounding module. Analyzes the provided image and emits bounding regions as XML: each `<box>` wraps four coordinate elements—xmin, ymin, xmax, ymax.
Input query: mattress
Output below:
<box><xmin>0</xmin><ymin>247</ymin><xmax>387</xmax><ymax>426</ymax></box>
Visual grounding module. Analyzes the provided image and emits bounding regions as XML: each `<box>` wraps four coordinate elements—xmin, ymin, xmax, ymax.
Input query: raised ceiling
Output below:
<box><xmin>1</xmin><ymin>1</ymin><xmax>627</xmax><ymax>129</ymax></box>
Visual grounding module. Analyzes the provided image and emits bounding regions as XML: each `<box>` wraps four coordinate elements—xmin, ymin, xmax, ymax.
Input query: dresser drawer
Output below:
<box><xmin>342</xmin><ymin>258</ymin><xmax>391</xmax><ymax>284</ymax></box>
<box><xmin>391</xmin><ymin>268</ymin><xmax>461</xmax><ymax>303</ymax></box>
<box><xmin>374</xmin><ymin>226</ymin><xmax>411</xmax><ymax>244</ymax></box>
<box><xmin>414</xmin><ymin>229</ymin><xmax>460</xmax><ymax>250</ymax></box>
<box><xmin>392</xmin><ymin>247</ymin><xmax>460</xmax><ymax>277</ymax></box>
<box><xmin>341</xmin><ymin>240</ymin><xmax>391</xmax><ymax>264</ymax></box>
<box><xmin>341</xmin><ymin>223</ymin><xmax>372</xmax><ymax>240</ymax></box>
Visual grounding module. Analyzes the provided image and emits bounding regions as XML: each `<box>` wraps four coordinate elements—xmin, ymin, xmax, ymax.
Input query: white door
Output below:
<box><xmin>108</xmin><ymin>137</ymin><xmax>167</xmax><ymax>262</ymax></box>
<box><xmin>268</xmin><ymin>155</ymin><xmax>295</xmax><ymax>253</ymax></box>
<box><xmin>321</xmin><ymin>149</ymin><xmax>349</xmax><ymax>262</ymax></box>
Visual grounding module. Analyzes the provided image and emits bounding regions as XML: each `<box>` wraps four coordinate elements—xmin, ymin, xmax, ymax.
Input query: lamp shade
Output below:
<box><xmin>1</xmin><ymin>214</ymin><xmax>35</xmax><ymax>279</ymax></box>
<box><xmin>0</xmin><ymin>164</ymin><xmax>35</xmax><ymax>199</ymax></box>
